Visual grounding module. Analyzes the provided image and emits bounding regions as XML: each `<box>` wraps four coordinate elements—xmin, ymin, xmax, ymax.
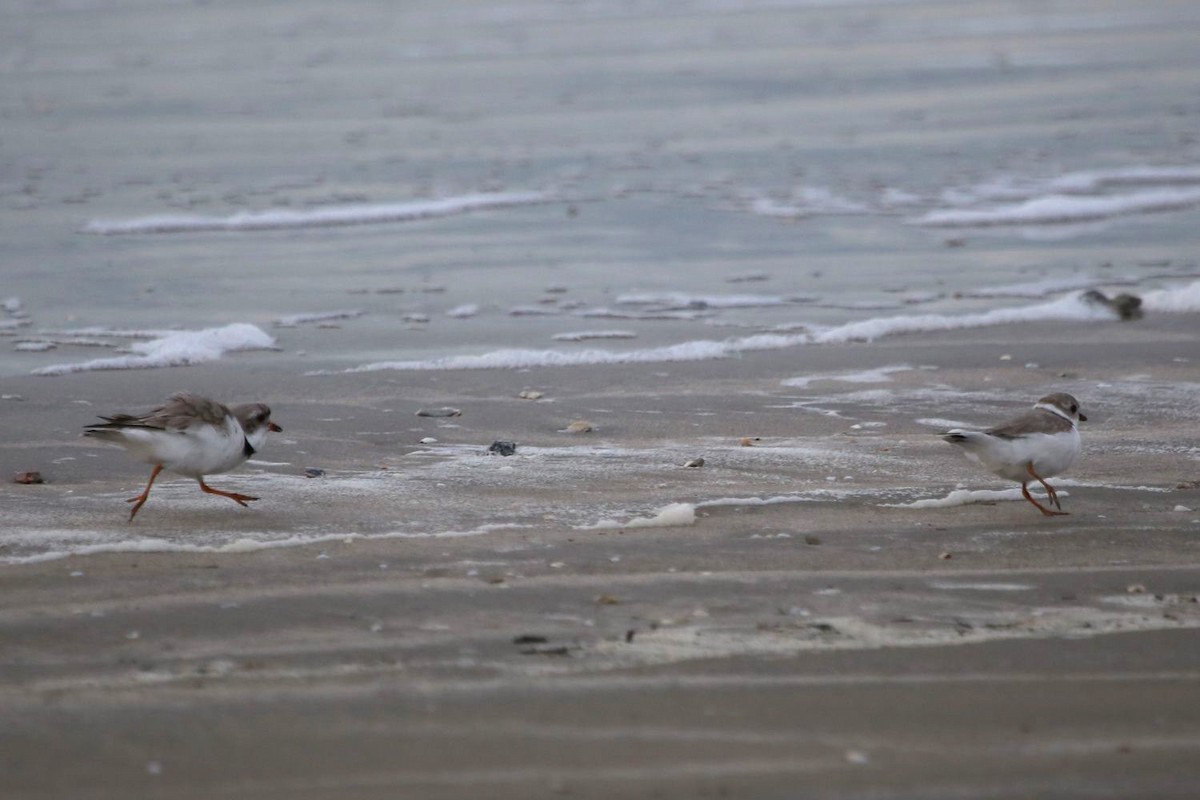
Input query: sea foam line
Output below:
<box><xmin>83</xmin><ymin>191</ymin><xmax>551</xmax><ymax>234</ymax></box>
<box><xmin>32</xmin><ymin>323</ymin><xmax>275</xmax><ymax>376</ymax></box>
<box><xmin>0</xmin><ymin>523</ymin><xmax>526</xmax><ymax>565</ymax></box>
<box><xmin>914</xmin><ymin>187</ymin><xmax>1200</xmax><ymax>228</ymax></box>
<box><xmin>337</xmin><ymin>291</ymin><xmax>1121</xmax><ymax>373</ymax></box>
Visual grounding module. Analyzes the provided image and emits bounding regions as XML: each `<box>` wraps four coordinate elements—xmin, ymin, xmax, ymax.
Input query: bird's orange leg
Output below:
<box><xmin>126</xmin><ymin>464</ymin><xmax>164</xmax><ymax>522</ymax></box>
<box><xmin>1025</xmin><ymin>462</ymin><xmax>1065</xmax><ymax>511</ymax></box>
<box><xmin>1020</xmin><ymin>480</ymin><xmax>1068</xmax><ymax>517</ymax></box>
<box><xmin>197</xmin><ymin>478</ymin><xmax>259</xmax><ymax>508</ymax></box>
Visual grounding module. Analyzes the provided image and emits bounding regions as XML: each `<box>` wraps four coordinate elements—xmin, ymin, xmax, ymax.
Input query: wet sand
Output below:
<box><xmin>5</xmin><ymin>0</ymin><xmax>1200</xmax><ymax>796</ymax></box>
<box><xmin>4</xmin><ymin>317</ymin><xmax>1200</xmax><ymax>798</ymax></box>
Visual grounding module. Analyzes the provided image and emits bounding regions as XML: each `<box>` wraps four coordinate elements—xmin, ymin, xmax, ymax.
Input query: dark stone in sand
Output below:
<box><xmin>512</xmin><ymin>635</ymin><xmax>548</xmax><ymax>645</ymax></box>
<box><xmin>304</xmin><ymin>468</ymin><xmax>326</xmax><ymax>478</ymax></box>
<box><xmin>13</xmin><ymin>471</ymin><xmax>44</xmax><ymax>484</ymax></box>
<box><xmin>488</xmin><ymin>440</ymin><xmax>517</xmax><ymax>456</ymax></box>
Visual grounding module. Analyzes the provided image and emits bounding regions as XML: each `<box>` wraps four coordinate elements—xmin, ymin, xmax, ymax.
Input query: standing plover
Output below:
<box><xmin>941</xmin><ymin>393</ymin><xmax>1085</xmax><ymax>517</ymax></box>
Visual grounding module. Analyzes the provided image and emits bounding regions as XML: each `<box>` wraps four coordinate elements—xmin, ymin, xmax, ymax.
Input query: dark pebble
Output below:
<box><xmin>488</xmin><ymin>440</ymin><xmax>517</xmax><ymax>456</ymax></box>
<box><xmin>13</xmin><ymin>471</ymin><xmax>43</xmax><ymax>484</ymax></box>
<box><xmin>304</xmin><ymin>468</ymin><xmax>325</xmax><ymax>478</ymax></box>
<box><xmin>519</xmin><ymin>646</ymin><xmax>572</xmax><ymax>657</ymax></box>
<box><xmin>512</xmin><ymin>635</ymin><xmax>548</xmax><ymax>645</ymax></box>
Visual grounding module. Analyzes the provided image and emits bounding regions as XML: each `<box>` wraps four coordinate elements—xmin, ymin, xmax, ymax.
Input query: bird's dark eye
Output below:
<box><xmin>1070</xmin><ymin>404</ymin><xmax>1077</xmax><ymax>413</ymax></box>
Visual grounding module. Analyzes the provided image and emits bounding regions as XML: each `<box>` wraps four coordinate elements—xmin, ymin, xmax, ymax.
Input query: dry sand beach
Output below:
<box><xmin>3</xmin><ymin>1</ymin><xmax>1200</xmax><ymax>798</ymax></box>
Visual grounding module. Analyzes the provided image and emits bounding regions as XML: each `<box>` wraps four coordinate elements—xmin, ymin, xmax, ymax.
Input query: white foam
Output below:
<box><xmin>83</xmin><ymin>191</ymin><xmax>550</xmax><ymax>234</ymax></box>
<box><xmin>914</xmin><ymin>187</ymin><xmax>1200</xmax><ymax>227</ymax></box>
<box><xmin>927</xmin><ymin>581</ymin><xmax>1035</xmax><ymax>592</ymax></box>
<box><xmin>783</xmin><ymin>365</ymin><xmax>912</xmax><ymax>389</ymax></box>
<box><xmin>809</xmin><ymin>292</ymin><xmax>1116</xmax><ymax>343</ymax></box>
<box><xmin>1047</xmin><ymin>166</ymin><xmax>1200</xmax><ymax>193</ymax></box>
<box><xmin>338</xmin><ymin>293</ymin><xmax>1122</xmax><ymax>372</ymax></box>
<box><xmin>552</xmin><ymin>330</ymin><xmax>637</xmax><ymax>342</ymax></box>
<box><xmin>32</xmin><ymin>323</ymin><xmax>276</xmax><ymax>376</ymax></box>
<box><xmin>964</xmin><ymin>276</ymin><xmax>1127</xmax><ymax>299</ymax></box>
<box><xmin>445</xmin><ymin>304</ymin><xmax>480</xmax><ymax>319</ymax></box>
<box><xmin>1141</xmin><ymin>279</ymin><xmax>1200</xmax><ymax>313</ymax></box>
<box><xmin>697</xmin><ymin>494</ymin><xmax>817</xmax><ymax>509</ymax></box>
<box><xmin>574</xmin><ymin>306</ymin><xmax>711</xmax><ymax>321</ymax></box>
<box><xmin>343</xmin><ymin>339</ymin><xmax>752</xmax><ymax>372</ymax></box>
<box><xmin>274</xmin><ymin>309</ymin><xmax>364</xmax><ymax>327</ymax></box>
<box><xmin>883</xmin><ymin>487</ymin><xmax>1066</xmax><ymax>509</ymax></box>
<box><xmin>747</xmin><ymin>188</ymin><xmax>870</xmax><ymax>218</ymax></box>
<box><xmin>616</xmin><ymin>292</ymin><xmax>791</xmax><ymax>309</ymax></box>
<box><xmin>579</xmin><ymin>502</ymin><xmax>697</xmax><ymax>530</ymax></box>
<box><xmin>1</xmin><ymin>522</ymin><xmax>524</xmax><ymax>565</ymax></box>
<box><xmin>508</xmin><ymin>305</ymin><xmax>559</xmax><ymax>316</ymax></box>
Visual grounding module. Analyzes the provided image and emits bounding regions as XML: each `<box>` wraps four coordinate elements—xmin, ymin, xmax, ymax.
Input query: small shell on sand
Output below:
<box><xmin>416</xmin><ymin>407</ymin><xmax>462</xmax><ymax>417</ymax></box>
<box><xmin>739</xmin><ymin>437</ymin><xmax>760</xmax><ymax>447</ymax></box>
<box><xmin>564</xmin><ymin>420</ymin><xmax>594</xmax><ymax>434</ymax></box>
<box><xmin>419</xmin><ymin>437</ymin><xmax>438</xmax><ymax>444</ymax></box>
<box><xmin>684</xmin><ymin>458</ymin><xmax>705</xmax><ymax>468</ymax></box>
<box><xmin>518</xmin><ymin>389</ymin><xmax>544</xmax><ymax>400</ymax></box>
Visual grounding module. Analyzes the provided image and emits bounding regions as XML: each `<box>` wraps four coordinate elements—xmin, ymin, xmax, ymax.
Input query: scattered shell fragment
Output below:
<box><xmin>518</xmin><ymin>389</ymin><xmax>544</xmax><ymax>400</ymax></box>
<box><xmin>564</xmin><ymin>420</ymin><xmax>593</xmax><ymax>434</ymax></box>
<box><xmin>683</xmin><ymin>458</ymin><xmax>705</xmax><ymax>468</ymax></box>
<box><xmin>1127</xmin><ymin>583</ymin><xmax>1147</xmax><ymax>594</ymax></box>
<box><xmin>487</xmin><ymin>440</ymin><xmax>517</xmax><ymax>456</ymax></box>
<box><xmin>13</xmin><ymin>471</ymin><xmax>44</xmax><ymax>484</ymax></box>
<box><xmin>419</xmin><ymin>437</ymin><xmax>437</xmax><ymax>444</ymax></box>
<box><xmin>844</xmin><ymin>750</ymin><xmax>870</xmax><ymax>765</ymax></box>
<box><xmin>416</xmin><ymin>407</ymin><xmax>461</xmax><ymax>418</ymax></box>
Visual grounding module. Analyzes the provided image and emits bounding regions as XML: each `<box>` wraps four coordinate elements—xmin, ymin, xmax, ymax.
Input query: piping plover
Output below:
<box><xmin>85</xmin><ymin>393</ymin><xmax>281</xmax><ymax>521</ymax></box>
<box><xmin>940</xmin><ymin>392</ymin><xmax>1086</xmax><ymax>517</ymax></box>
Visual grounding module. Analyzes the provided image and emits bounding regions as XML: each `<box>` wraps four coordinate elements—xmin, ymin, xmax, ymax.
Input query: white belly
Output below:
<box><xmin>119</xmin><ymin>416</ymin><xmax>247</xmax><ymax>477</ymax></box>
<box><xmin>966</xmin><ymin>429</ymin><xmax>1081</xmax><ymax>483</ymax></box>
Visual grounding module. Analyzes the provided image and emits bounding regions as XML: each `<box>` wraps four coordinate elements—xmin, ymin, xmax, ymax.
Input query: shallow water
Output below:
<box><xmin>4</xmin><ymin>0</ymin><xmax>1200</xmax><ymax>377</ymax></box>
